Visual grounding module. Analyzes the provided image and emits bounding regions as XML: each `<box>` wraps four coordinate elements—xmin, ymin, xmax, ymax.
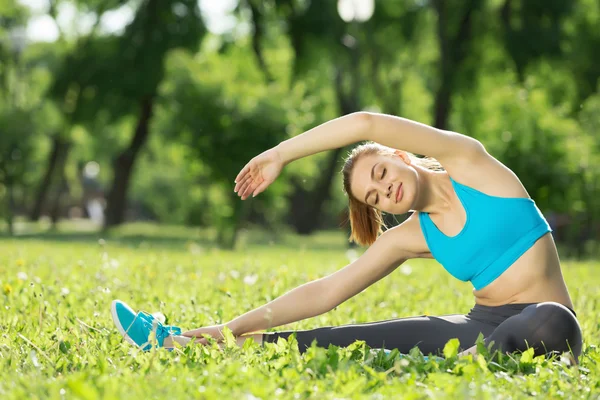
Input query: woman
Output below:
<box><xmin>111</xmin><ymin>112</ymin><xmax>582</xmax><ymax>359</ymax></box>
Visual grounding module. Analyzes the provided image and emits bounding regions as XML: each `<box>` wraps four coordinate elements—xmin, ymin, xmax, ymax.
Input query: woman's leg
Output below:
<box><xmin>263</xmin><ymin>314</ymin><xmax>497</xmax><ymax>355</ymax></box>
<box><xmin>484</xmin><ymin>302</ymin><xmax>583</xmax><ymax>358</ymax></box>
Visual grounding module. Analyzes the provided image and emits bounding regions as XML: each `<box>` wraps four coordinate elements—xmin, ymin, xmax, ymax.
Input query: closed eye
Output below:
<box><xmin>381</xmin><ymin>168</ymin><xmax>386</xmax><ymax>180</ymax></box>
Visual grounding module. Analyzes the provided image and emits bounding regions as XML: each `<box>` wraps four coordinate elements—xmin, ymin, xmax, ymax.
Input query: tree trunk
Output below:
<box><xmin>432</xmin><ymin>0</ymin><xmax>477</xmax><ymax>130</ymax></box>
<box><xmin>30</xmin><ymin>136</ymin><xmax>70</xmax><ymax>221</ymax></box>
<box><xmin>220</xmin><ymin>192</ymin><xmax>251</xmax><ymax>249</ymax></box>
<box><xmin>289</xmin><ymin>147</ymin><xmax>344</xmax><ymax>234</ymax></box>
<box><xmin>50</xmin><ymin>170</ymin><xmax>69</xmax><ymax>228</ymax></box>
<box><xmin>7</xmin><ymin>183</ymin><xmax>14</xmax><ymax>236</ymax></box>
<box><xmin>104</xmin><ymin>95</ymin><xmax>155</xmax><ymax>229</ymax></box>
<box><xmin>288</xmin><ymin>35</ymin><xmax>362</xmax><ymax>235</ymax></box>
<box><xmin>433</xmin><ymin>81</ymin><xmax>453</xmax><ymax>130</ymax></box>
<box><xmin>247</xmin><ymin>0</ymin><xmax>274</xmax><ymax>83</ymax></box>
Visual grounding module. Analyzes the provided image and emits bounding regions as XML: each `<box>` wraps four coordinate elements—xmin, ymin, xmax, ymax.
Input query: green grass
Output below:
<box><xmin>1</xmin><ymin>225</ymin><xmax>599</xmax><ymax>399</ymax></box>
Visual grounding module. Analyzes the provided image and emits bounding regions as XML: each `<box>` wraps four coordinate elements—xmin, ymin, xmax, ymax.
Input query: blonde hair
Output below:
<box><xmin>341</xmin><ymin>142</ymin><xmax>443</xmax><ymax>246</ymax></box>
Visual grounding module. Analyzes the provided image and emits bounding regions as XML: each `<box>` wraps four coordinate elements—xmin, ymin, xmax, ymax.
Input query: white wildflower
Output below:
<box><xmin>152</xmin><ymin>312</ymin><xmax>166</xmax><ymax>324</ymax></box>
<box><xmin>244</xmin><ymin>274</ymin><xmax>258</xmax><ymax>285</ymax></box>
<box><xmin>400</xmin><ymin>264</ymin><xmax>412</xmax><ymax>275</ymax></box>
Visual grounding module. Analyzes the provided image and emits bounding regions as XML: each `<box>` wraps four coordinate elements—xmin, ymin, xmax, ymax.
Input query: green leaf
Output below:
<box><xmin>221</xmin><ymin>325</ymin><xmax>236</xmax><ymax>348</ymax></box>
<box><xmin>67</xmin><ymin>378</ymin><xmax>98</xmax><ymax>400</ymax></box>
<box><xmin>59</xmin><ymin>340</ymin><xmax>71</xmax><ymax>354</ymax></box>
<box><xmin>521</xmin><ymin>348</ymin><xmax>535</xmax><ymax>364</ymax></box>
<box><xmin>443</xmin><ymin>338</ymin><xmax>460</xmax><ymax>359</ymax></box>
<box><xmin>242</xmin><ymin>336</ymin><xmax>255</xmax><ymax>351</ymax></box>
<box><xmin>476</xmin><ymin>354</ymin><xmax>489</xmax><ymax>372</ymax></box>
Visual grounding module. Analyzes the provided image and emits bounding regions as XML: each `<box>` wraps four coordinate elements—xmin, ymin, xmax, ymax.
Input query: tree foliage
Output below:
<box><xmin>2</xmin><ymin>0</ymin><xmax>599</xmax><ymax>253</ymax></box>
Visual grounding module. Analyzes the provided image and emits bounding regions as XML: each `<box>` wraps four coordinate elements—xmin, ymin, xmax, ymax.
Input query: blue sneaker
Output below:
<box><xmin>138</xmin><ymin>311</ymin><xmax>182</xmax><ymax>341</ymax></box>
<box><xmin>111</xmin><ymin>300</ymin><xmax>181</xmax><ymax>351</ymax></box>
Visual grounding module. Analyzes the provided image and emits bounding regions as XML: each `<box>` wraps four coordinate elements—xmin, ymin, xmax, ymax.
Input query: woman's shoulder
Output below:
<box><xmin>441</xmin><ymin>148</ymin><xmax>530</xmax><ymax>199</ymax></box>
<box><xmin>381</xmin><ymin>213</ymin><xmax>432</xmax><ymax>259</ymax></box>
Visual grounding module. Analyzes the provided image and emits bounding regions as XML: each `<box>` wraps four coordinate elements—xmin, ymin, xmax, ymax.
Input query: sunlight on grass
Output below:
<box><xmin>0</xmin><ymin>229</ymin><xmax>598</xmax><ymax>399</ymax></box>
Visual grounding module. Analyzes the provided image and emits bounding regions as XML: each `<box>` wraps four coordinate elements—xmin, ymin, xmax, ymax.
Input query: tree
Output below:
<box><xmin>28</xmin><ymin>0</ymin><xmax>131</xmax><ymax>223</ymax></box>
<box><xmin>51</xmin><ymin>0</ymin><xmax>206</xmax><ymax>229</ymax></box>
<box><xmin>565</xmin><ymin>0</ymin><xmax>600</xmax><ymax>106</ymax></box>
<box><xmin>499</xmin><ymin>0</ymin><xmax>574</xmax><ymax>83</ymax></box>
<box><xmin>157</xmin><ymin>50</ymin><xmax>290</xmax><ymax>248</ymax></box>
<box><xmin>431</xmin><ymin>0</ymin><xmax>482</xmax><ymax>130</ymax></box>
<box><xmin>0</xmin><ymin>109</ymin><xmax>36</xmax><ymax>235</ymax></box>
<box><xmin>0</xmin><ymin>1</ymin><xmax>35</xmax><ymax>234</ymax></box>
<box><xmin>244</xmin><ymin>0</ymin><xmax>360</xmax><ymax>235</ymax></box>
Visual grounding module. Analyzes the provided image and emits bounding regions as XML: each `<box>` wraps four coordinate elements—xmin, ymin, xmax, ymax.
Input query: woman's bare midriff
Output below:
<box><xmin>473</xmin><ymin>233</ymin><xmax>574</xmax><ymax>309</ymax></box>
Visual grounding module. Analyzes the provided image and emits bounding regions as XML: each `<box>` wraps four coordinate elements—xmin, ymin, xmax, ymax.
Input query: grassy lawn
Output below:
<box><xmin>1</xmin><ymin>225</ymin><xmax>599</xmax><ymax>399</ymax></box>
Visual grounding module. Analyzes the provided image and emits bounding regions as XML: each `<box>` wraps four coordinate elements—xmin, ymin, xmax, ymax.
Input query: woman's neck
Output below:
<box><xmin>413</xmin><ymin>170</ymin><xmax>455</xmax><ymax>215</ymax></box>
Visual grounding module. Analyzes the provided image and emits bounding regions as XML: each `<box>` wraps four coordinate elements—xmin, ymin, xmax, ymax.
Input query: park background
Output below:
<box><xmin>1</xmin><ymin>0</ymin><xmax>600</xmax><ymax>399</ymax></box>
<box><xmin>1</xmin><ymin>0</ymin><xmax>599</xmax><ymax>254</ymax></box>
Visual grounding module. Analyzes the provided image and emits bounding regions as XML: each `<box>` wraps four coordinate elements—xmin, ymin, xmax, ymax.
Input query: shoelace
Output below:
<box><xmin>138</xmin><ymin>311</ymin><xmax>181</xmax><ymax>341</ymax></box>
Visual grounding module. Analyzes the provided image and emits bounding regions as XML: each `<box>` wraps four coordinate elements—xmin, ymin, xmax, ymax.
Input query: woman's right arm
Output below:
<box><xmin>274</xmin><ymin>113</ymin><xmax>372</xmax><ymax>165</ymax></box>
<box><xmin>233</xmin><ymin>113</ymin><xmax>371</xmax><ymax>200</ymax></box>
<box><xmin>235</xmin><ymin>112</ymin><xmax>483</xmax><ymax>199</ymax></box>
<box><xmin>182</xmin><ymin>220</ymin><xmax>420</xmax><ymax>339</ymax></box>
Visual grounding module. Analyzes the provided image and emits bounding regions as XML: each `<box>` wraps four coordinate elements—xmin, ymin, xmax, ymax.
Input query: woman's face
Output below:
<box><xmin>349</xmin><ymin>152</ymin><xmax>419</xmax><ymax>214</ymax></box>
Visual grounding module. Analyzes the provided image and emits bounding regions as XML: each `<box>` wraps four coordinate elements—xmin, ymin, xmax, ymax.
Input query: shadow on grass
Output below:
<box><xmin>0</xmin><ymin>222</ymin><xmax>217</xmax><ymax>250</ymax></box>
<box><xmin>0</xmin><ymin>223</ymin><xmax>352</xmax><ymax>253</ymax></box>
<box><xmin>0</xmin><ymin>229</ymin><xmax>214</xmax><ymax>251</ymax></box>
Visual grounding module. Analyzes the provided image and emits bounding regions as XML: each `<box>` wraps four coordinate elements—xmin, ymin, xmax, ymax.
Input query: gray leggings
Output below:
<box><xmin>263</xmin><ymin>302</ymin><xmax>583</xmax><ymax>358</ymax></box>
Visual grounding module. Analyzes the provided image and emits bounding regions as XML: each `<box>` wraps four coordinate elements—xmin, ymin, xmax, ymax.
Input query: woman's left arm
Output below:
<box><xmin>366</xmin><ymin>113</ymin><xmax>484</xmax><ymax>163</ymax></box>
<box><xmin>275</xmin><ymin>112</ymin><xmax>483</xmax><ymax>166</ymax></box>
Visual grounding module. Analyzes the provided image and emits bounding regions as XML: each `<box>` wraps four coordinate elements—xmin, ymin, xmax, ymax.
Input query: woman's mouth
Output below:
<box><xmin>396</xmin><ymin>183</ymin><xmax>403</xmax><ymax>203</ymax></box>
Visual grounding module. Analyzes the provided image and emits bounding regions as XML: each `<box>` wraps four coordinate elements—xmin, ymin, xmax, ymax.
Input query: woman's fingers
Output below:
<box><xmin>252</xmin><ymin>180</ymin><xmax>270</xmax><ymax>198</ymax></box>
<box><xmin>234</xmin><ymin>175</ymin><xmax>248</xmax><ymax>193</ymax></box>
<box><xmin>241</xmin><ymin>178</ymin><xmax>262</xmax><ymax>200</ymax></box>
<box><xmin>236</xmin><ymin>178</ymin><xmax>254</xmax><ymax>199</ymax></box>
<box><xmin>234</xmin><ymin>156</ymin><xmax>275</xmax><ymax>199</ymax></box>
<box><xmin>240</xmin><ymin>184</ymin><xmax>256</xmax><ymax>200</ymax></box>
<box><xmin>179</xmin><ymin>332</ymin><xmax>212</xmax><ymax>344</ymax></box>
<box><xmin>181</xmin><ymin>329</ymin><xmax>210</xmax><ymax>338</ymax></box>
<box><xmin>235</xmin><ymin>164</ymin><xmax>251</xmax><ymax>184</ymax></box>
<box><xmin>234</xmin><ymin>173</ymin><xmax>252</xmax><ymax>193</ymax></box>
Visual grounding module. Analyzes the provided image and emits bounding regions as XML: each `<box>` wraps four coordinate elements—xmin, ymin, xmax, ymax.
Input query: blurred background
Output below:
<box><xmin>0</xmin><ymin>0</ymin><xmax>598</xmax><ymax>256</ymax></box>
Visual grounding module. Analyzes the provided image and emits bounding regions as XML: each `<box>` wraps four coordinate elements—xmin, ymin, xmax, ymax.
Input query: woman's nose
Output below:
<box><xmin>375</xmin><ymin>182</ymin><xmax>392</xmax><ymax>198</ymax></box>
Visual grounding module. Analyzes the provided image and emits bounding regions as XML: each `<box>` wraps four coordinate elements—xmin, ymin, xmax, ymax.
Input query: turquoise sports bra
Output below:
<box><xmin>418</xmin><ymin>177</ymin><xmax>551</xmax><ymax>290</ymax></box>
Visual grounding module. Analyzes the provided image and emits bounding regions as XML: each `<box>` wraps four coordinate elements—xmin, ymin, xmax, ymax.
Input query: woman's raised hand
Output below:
<box><xmin>234</xmin><ymin>148</ymin><xmax>284</xmax><ymax>200</ymax></box>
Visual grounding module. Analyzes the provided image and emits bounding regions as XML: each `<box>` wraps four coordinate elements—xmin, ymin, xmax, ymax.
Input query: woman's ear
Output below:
<box><xmin>394</xmin><ymin>149</ymin><xmax>412</xmax><ymax>165</ymax></box>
